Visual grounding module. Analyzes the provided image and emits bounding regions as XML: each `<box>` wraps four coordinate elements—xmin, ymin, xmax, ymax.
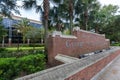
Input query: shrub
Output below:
<box><xmin>111</xmin><ymin>43</ymin><xmax>120</xmax><ymax>46</ymax></box>
<box><xmin>0</xmin><ymin>58</ymin><xmax>18</xmax><ymax>80</ymax></box>
<box><xmin>0</xmin><ymin>54</ymin><xmax>46</xmax><ymax>80</ymax></box>
<box><xmin>20</xmin><ymin>44</ymin><xmax>44</xmax><ymax>47</ymax></box>
<box><xmin>0</xmin><ymin>48</ymin><xmax>6</xmax><ymax>52</ymax></box>
<box><xmin>0</xmin><ymin>49</ymin><xmax>44</xmax><ymax>58</ymax></box>
<box><xmin>29</xmin><ymin>44</ymin><xmax>44</xmax><ymax>47</ymax></box>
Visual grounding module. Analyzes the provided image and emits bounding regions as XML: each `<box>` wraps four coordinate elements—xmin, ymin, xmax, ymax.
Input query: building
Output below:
<box><xmin>1</xmin><ymin>15</ymin><xmax>42</xmax><ymax>45</ymax></box>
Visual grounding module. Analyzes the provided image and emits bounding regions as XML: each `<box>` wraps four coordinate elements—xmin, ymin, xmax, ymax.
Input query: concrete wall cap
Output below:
<box><xmin>106</xmin><ymin>39</ymin><xmax>110</xmax><ymax>41</ymax></box>
<box><xmin>101</xmin><ymin>34</ymin><xmax>105</xmax><ymax>36</ymax></box>
<box><xmin>49</xmin><ymin>31</ymin><xmax>62</xmax><ymax>37</ymax></box>
<box><xmin>80</xmin><ymin>30</ymin><xmax>103</xmax><ymax>36</ymax></box>
<box><xmin>61</xmin><ymin>35</ymin><xmax>77</xmax><ymax>39</ymax></box>
<box><xmin>73</xmin><ymin>27</ymin><xmax>80</xmax><ymax>31</ymax></box>
<box><xmin>49</xmin><ymin>31</ymin><xmax>77</xmax><ymax>39</ymax></box>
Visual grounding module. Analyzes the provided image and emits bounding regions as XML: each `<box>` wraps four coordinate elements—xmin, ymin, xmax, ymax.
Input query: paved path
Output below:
<box><xmin>92</xmin><ymin>55</ymin><xmax>120</xmax><ymax>80</ymax></box>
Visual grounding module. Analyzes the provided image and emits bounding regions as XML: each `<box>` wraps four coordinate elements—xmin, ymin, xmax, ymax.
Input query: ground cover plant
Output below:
<box><xmin>0</xmin><ymin>47</ymin><xmax>46</xmax><ymax>80</ymax></box>
<box><xmin>111</xmin><ymin>42</ymin><xmax>120</xmax><ymax>46</ymax></box>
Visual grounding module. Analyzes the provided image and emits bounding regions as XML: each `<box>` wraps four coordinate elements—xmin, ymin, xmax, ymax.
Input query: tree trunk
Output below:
<box><xmin>69</xmin><ymin>0</ymin><xmax>73</xmax><ymax>34</ymax></box>
<box><xmin>44</xmin><ymin>17</ymin><xmax>48</xmax><ymax>57</ymax></box>
<box><xmin>43</xmin><ymin>0</ymin><xmax>49</xmax><ymax>61</ymax></box>
<box><xmin>95</xmin><ymin>26</ymin><xmax>99</xmax><ymax>33</ymax></box>
<box><xmin>84</xmin><ymin>9</ymin><xmax>88</xmax><ymax>30</ymax></box>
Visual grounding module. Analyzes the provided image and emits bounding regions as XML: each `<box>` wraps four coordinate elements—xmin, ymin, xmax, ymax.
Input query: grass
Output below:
<box><xmin>6</xmin><ymin>47</ymin><xmax>44</xmax><ymax>51</ymax></box>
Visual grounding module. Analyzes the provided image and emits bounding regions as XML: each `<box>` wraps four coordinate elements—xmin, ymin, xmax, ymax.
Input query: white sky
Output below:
<box><xmin>98</xmin><ymin>0</ymin><xmax>120</xmax><ymax>6</ymax></box>
<box><xmin>15</xmin><ymin>0</ymin><xmax>120</xmax><ymax>21</ymax></box>
<box><xmin>14</xmin><ymin>1</ymin><xmax>41</xmax><ymax>21</ymax></box>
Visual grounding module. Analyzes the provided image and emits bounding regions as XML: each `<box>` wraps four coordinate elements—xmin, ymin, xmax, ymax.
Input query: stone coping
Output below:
<box><xmin>79</xmin><ymin>30</ymin><xmax>104</xmax><ymax>37</ymax></box>
<box><xmin>49</xmin><ymin>29</ymin><xmax>104</xmax><ymax>39</ymax></box>
<box><xmin>49</xmin><ymin>31</ymin><xmax>77</xmax><ymax>39</ymax></box>
<box><xmin>15</xmin><ymin>47</ymin><xmax>120</xmax><ymax>80</ymax></box>
<box><xmin>55</xmin><ymin>54</ymin><xmax>79</xmax><ymax>63</ymax></box>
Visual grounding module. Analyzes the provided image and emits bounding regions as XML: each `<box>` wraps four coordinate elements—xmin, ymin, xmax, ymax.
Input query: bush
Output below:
<box><xmin>0</xmin><ymin>48</ymin><xmax>6</xmax><ymax>52</ymax></box>
<box><xmin>0</xmin><ymin>54</ymin><xmax>46</xmax><ymax>80</ymax></box>
<box><xmin>20</xmin><ymin>44</ymin><xmax>44</xmax><ymax>47</ymax></box>
<box><xmin>111</xmin><ymin>43</ymin><xmax>120</xmax><ymax>46</ymax></box>
<box><xmin>29</xmin><ymin>44</ymin><xmax>44</xmax><ymax>47</ymax></box>
<box><xmin>0</xmin><ymin>49</ymin><xmax>44</xmax><ymax>58</ymax></box>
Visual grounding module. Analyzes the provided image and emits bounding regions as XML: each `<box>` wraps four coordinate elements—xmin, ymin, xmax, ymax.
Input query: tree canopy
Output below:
<box><xmin>1</xmin><ymin>0</ymin><xmax>120</xmax><ymax>44</ymax></box>
<box><xmin>22</xmin><ymin>0</ymin><xmax>120</xmax><ymax>43</ymax></box>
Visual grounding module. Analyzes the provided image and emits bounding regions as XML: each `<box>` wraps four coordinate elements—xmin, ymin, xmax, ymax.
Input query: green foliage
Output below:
<box><xmin>22</xmin><ymin>0</ymin><xmax>120</xmax><ymax>43</ymax></box>
<box><xmin>0</xmin><ymin>48</ymin><xmax>44</xmax><ymax>58</ymax></box>
<box><xmin>6</xmin><ymin>47</ymin><xmax>44</xmax><ymax>51</ymax></box>
<box><xmin>13</xmin><ymin>18</ymin><xmax>34</xmax><ymax>43</ymax></box>
<box><xmin>102</xmin><ymin>15</ymin><xmax>120</xmax><ymax>42</ymax></box>
<box><xmin>0</xmin><ymin>0</ymin><xmax>20</xmax><ymax>17</ymax></box>
<box><xmin>0</xmin><ymin>48</ymin><xmax>6</xmax><ymax>53</ymax></box>
<box><xmin>0</xmin><ymin>54</ymin><xmax>46</xmax><ymax>80</ymax></box>
<box><xmin>29</xmin><ymin>44</ymin><xmax>44</xmax><ymax>47</ymax></box>
<box><xmin>111</xmin><ymin>42</ymin><xmax>120</xmax><ymax>46</ymax></box>
<box><xmin>63</xmin><ymin>28</ymin><xmax>70</xmax><ymax>35</ymax></box>
<box><xmin>25</xmin><ymin>28</ymin><xmax>44</xmax><ymax>42</ymax></box>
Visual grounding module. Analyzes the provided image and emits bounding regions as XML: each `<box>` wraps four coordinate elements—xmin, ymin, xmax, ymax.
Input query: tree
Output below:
<box><xmin>49</xmin><ymin>1</ymin><xmax>67</xmax><ymax>31</ymax></box>
<box><xmin>43</xmin><ymin>0</ymin><xmax>50</xmax><ymax>56</ymax></box>
<box><xmin>103</xmin><ymin>15</ymin><xmax>120</xmax><ymax>42</ymax></box>
<box><xmin>94</xmin><ymin>4</ymin><xmax>119</xmax><ymax>34</ymax></box>
<box><xmin>25</xmin><ymin>28</ymin><xmax>44</xmax><ymax>49</ymax></box>
<box><xmin>13</xmin><ymin>18</ymin><xmax>33</xmax><ymax>43</ymax></box>
<box><xmin>74</xmin><ymin>0</ymin><xmax>100</xmax><ymax>30</ymax></box>
<box><xmin>87</xmin><ymin>1</ymin><xmax>101</xmax><ymax>33</ymax></box>
<box><xmin>69</xmin><ymin>0</ymin><xmax>73</xmax><ymax>34</ymax></box>
<box><xmin>23</xmin><ymin>0</ymin><xmax>51</xmax><ymax>60</ymax></box>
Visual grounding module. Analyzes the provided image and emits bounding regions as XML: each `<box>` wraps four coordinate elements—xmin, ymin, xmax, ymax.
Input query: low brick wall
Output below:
<box><xmin>48</xmin><ymin>29</ymin><xmax>110</xmax><ymax>66</ymax></box>
<box><xmin>65</xmin><ymin>48</ymin><xmax>120</xmax><ymax>80</ymax></box>
<box><xmin>15</xmin><ymin>47</ymin><xmax>120</xmax><ymax>80</ymax></box>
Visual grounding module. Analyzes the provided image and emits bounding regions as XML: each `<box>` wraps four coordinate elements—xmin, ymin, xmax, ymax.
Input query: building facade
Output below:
<box><xmin>1</xmin><ymin>15</ymin><xmax>42</xmax><ymax>45</ymax></box>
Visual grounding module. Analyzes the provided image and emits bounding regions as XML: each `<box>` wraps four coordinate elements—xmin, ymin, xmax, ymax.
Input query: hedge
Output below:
<box><xmin>0</xmin><ymin>54</ymin><xmax>46</xmax><ymax>80</ymax></box>
<box><xmin>111</xmin><ymin>43</ymin><xmax>120</xmax><ymax>46</ymax></box>
<box><xmin>0</xmin><ymin>48</ymin><xmax>44</xmax><ymax>58</ymax></box>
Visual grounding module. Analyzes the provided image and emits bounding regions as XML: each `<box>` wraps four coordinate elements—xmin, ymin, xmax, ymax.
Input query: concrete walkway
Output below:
<box><xmin>92</xmin><ymin>55</ymin><xmax>120</xmax><ymax>80</ymax></box>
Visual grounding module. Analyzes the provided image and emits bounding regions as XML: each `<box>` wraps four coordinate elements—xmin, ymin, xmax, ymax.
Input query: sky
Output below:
<box><xmin>14</xmin><ymin>0</ymin><xmax>120</xmax><ymax>21</ymax></box>
<box><xmin>98</xmin><ymin>0</ymin><xmax>120</xmax><ymax>6</ymax></box>
<box><xmin>14</xmin><ymin>1</ymin><xmax>41</xmax><ymax>21</ymax></box>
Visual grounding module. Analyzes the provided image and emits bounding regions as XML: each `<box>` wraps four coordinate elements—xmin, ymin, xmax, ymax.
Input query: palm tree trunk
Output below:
<box><xmin>44</xmin><ymin>18</ymin><xmax>48</xmax><ymax>55</ymax></box>
<box><xmin>43</xmin><ymin>0</ymin><xmax>49</xmax><ymax>60</ymax></box>
<box><xmin>84</xmin><ymin>9</ymin><xmax>88</xmax><ymax>30</ymax></box>
<box><xmin>69</xmin><ymin>0</ymin><xmax>73</xmax><ymax>34</ymax></box>
<box><xmin>95</xmin><ymin>26</ymin><xmax>99</xmax><ymax>33</ymax></box>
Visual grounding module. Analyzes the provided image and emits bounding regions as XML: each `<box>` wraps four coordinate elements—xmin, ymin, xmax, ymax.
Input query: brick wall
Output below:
<box><xmin>65</xmin><ymin>49</ymin><xmax>120</xmax><ymax>80</ymax></box>
<box><xmin>48</xmin><ymin>29</ymin><xmax>110</xmax><ymax>66</ymax></box>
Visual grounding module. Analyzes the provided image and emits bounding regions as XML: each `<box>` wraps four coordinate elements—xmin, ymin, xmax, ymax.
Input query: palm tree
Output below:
<box><xmin>49</xmin><ymin>0</ymin><xmax>74</xmax><ymax>34</ymax></box>
<box><xmin>49</xmin><ymin>2</ymin><xmax>65</xmax><ymax>31</ymax></box>
<box><xmin>13</xmin><ymin>18</ymin><xmax>33</xmax><ymax>43</ymax></box>
<box><xmin>43</xmin><ymin>0</ymin><xmax>50</xmax><ymax>55</ymax></box>
<box><xmin>74</xmin><ymin>0</ymin><xmax>100</xmax><ymax>30</ymax></box>
<box><xmin>23</xmin><ymin>0</ymin><xmax>50</xmax><ymax>60</ymax></box>
<box><xmin>23</xmin><ymin>0</ymin><xmax>63</xmax><ymax>56</ymax></box>
<box><xmin>69</xmin><ymin>0</ymin><xmax>73</xmax><ymax>34</ymax></box>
